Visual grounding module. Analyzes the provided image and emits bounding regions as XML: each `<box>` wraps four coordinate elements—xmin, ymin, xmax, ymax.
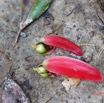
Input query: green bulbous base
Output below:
<box><xmin>33</xmin><ymin>66</ymin><xmax>49</xmax><ymax>78</ymax></box>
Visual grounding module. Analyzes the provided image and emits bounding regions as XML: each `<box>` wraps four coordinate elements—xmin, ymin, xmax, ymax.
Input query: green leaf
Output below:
<box><xmin>21</xmin><ymin>0</ymin><xmax>53</xmax><ymax>30</ymax></box>
<box><xmin>15</xmin><ymin>0</ymin><xmax>53</xmax><ymax>44</ymax></box>
<box><xmin>22</xmin><ymin>0</ymin><xmax>35</xmax><ymax>22</ymax></box>
<box><xmin>20</xmin><ymin>0</ymin><xmax>36</xmax><ymax>30</ymax></box>
<box><xmin>28</xmin><ymin>0</ymin><xmax>53</xmax><ymax>20</ymax></box>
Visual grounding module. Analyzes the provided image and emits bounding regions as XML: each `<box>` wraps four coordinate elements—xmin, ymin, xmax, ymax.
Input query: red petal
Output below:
<box><xmin>43</xmin><ymin>56</ymin><xmax>102</xmax><ymax>81</ymax></box>
<box><xmin>42</xmin><ymin>35</ymin><xmax>83</xmax><ymax>56</ymax></box>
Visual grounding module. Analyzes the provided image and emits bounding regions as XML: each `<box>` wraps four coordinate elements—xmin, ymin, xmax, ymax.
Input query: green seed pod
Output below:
<box><xmin>34</xmin><ymin>43</ymin><xmax>47</xmax><ymax>54</ymax></box>
<box><xmin>32</xmin><ymin>42</ymin><xmax>54</xmax><ymax>54</ymax></box>
<box><xmin>33</xmin><ymin>66</ymin><xmax>49</xmax><ymax>78</ymax></box>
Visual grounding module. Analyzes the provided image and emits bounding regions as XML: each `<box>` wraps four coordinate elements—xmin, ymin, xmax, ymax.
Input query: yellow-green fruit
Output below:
<box><xmin>35</xmin><ymin>44</ymin><xmax>47</xmax><ymax>54</ymax></box>
<box><xmin>37</xmin><ymin>67</ymin><xmax>47</xmax><ymax>74</ymax></box>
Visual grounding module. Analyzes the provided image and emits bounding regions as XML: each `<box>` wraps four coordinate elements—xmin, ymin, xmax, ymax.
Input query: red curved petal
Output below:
<box><xmin>43</xmin><ymin>56</ymin><xmax>102</xmax><ymax>81</ymax></box>
<box><xmin>42</xmin><ymin>35</ymin><xmax>83</xmax><ymax>56</ymax></box>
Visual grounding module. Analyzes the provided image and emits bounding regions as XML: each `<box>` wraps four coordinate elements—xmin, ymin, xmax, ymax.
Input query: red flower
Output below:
<box><xmin>34</xmin><ymin>56</ymin><xmax>102</xmax><ymax>81</ymax></box>
<box><xmin>32</xmin><ymin>35</ymin><xmax>83</xmax><ymax>55</ymax></box>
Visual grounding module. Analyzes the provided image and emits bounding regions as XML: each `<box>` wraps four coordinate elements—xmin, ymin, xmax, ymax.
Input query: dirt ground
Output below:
<box><xmin>0</xmin><ymin>0</ymin><xmax>104</xmax><ymax>103</ymax></box>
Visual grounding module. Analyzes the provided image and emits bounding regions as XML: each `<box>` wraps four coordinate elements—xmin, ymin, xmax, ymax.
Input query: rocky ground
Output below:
<box><xmin>0</xmin><ymin>0</ymin><xmax>104</xmax><ymax>103</ymax></box>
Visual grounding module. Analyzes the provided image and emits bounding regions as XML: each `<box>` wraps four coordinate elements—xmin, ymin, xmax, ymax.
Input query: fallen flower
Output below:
<box><xmin>34</xmin><ymin>56</ymin><xmax>102</xmax><ymax>81</ymax></box>
<box><xmin>32</xmin><ymin>35</ymin><xmax>83</xmax><ymax>55</ymax></box>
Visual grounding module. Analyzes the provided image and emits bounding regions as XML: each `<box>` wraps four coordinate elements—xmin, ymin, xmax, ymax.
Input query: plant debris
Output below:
<box><xmin>62</xmin><ymin>78</ymin><xmax>80</xmax><ymax>91</ymax></box>
<box><xmin>15</xmin><ymin>0</ymin><xmax>53</xmax><ymax>44</ymax></box>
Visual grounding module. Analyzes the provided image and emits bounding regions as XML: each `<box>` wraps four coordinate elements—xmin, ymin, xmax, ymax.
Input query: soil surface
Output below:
<box><xmin>0</xmin><ymin>0</ymin><xmax>104</xmax><ymax>103</ymax></box>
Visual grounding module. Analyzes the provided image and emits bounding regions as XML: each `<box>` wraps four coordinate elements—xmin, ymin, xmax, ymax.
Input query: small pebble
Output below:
<box><xmin>20</xmin><ymin>32</ymin><xmax>27</xmax><ymax>38</ymax></box>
